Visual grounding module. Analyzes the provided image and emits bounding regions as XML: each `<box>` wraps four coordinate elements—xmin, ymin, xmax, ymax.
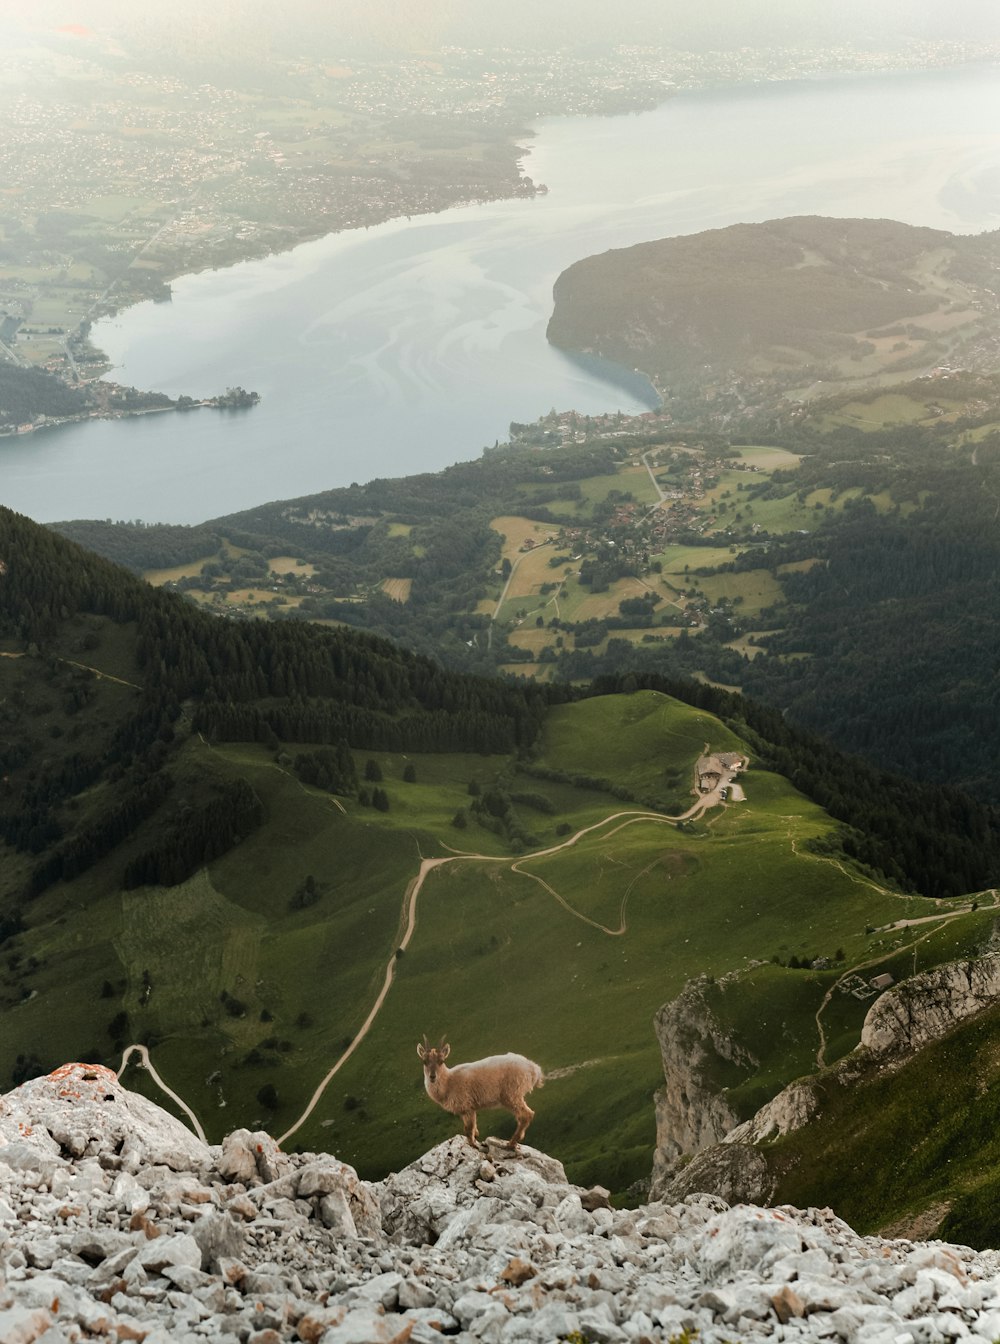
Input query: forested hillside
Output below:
<box><xmin>546</xmin><ymin>216</ymin><xmax>1000</xmax><ymax>394</ymax></box>
<box><xmin>0</xmin><ymin>505</ymin><xmax>550</xmax><ymax>901</ymax></box>
<box><xmin>0</xmin><ymin>363</ymin><xmax>89</xmax><ymax>427</ymax></box>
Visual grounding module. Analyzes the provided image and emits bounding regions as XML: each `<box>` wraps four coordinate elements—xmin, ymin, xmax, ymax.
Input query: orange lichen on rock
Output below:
<box><xmin>47</xmin><ymin>1063</ymin><xmax>116</xmax><ymax>1082</ymax></box>
<box><xmin>42</xmin><ymin>1063</ymin><xmax>120</xmax><ymax>1102</ymax></box>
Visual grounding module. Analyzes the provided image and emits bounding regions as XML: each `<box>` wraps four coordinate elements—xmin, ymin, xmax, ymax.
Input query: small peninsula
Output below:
<box><xmin>0</xmin><ymin>361</ymin><xmax>260</xmax><ymax>439</ymax></box>
<box><xmin>547</xmin><ymin>215</ymin><xmax>1000</xmax><ymax>416</ymax></box>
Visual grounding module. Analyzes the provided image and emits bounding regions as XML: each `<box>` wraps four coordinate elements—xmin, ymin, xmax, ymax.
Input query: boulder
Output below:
<box><xmin>0</xmin><ymin>1064</ymin><xmax>210</xmax><ymax>1174</ymax></box>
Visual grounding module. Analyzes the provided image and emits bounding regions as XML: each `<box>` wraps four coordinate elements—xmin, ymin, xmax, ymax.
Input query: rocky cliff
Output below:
<box><xmin>860</xmin><ymin>954</ymin><xmax>1000</xmax><ymax>1058</ymax></box>
<box><xmin>651</xmin><ymin>975</ymin><xmax>756</xmax><ymax>1191</ymax></box>
<box><xmin>7</xmin><ymin>1064</ymin><xmax>1000</xmax><ymax>1343</ymax></box>
<box><xmin>651</xmin><ymin>955</ymin><xmax>1000</xmax><ymax>1220</ymax></box>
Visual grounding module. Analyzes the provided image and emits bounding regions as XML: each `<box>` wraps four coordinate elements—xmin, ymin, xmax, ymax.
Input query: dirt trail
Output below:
<box><xmin>278</xmin><ymin>808</ymin><xmax>684</xmax><ymax>1144</ymax></box>
<box><xmin>813</xmin><ymin>907</ymin><xmax>976</xmax><ymax>1069</ymax></box>
<box><xmin>64</xmin><ymin>659</ymin><xmax>141</xmax><ymax>690</ymax></box>
<box><xmin>115</xmin><ymin>771</ymin><xmax>732</xmax><ymax>1146</ymax></box>
<box><xmin>0</xmin><ymin>649</ymin><xmax>140</xmax><ymax>690</ymax></box>
<box><xmin>117</xmin><ymin>1044</ymin><xmax>207</xmax><ymax>1141</ymax></box>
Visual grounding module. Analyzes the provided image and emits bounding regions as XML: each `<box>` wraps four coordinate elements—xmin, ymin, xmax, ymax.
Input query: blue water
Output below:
<box><xmin>2</xmin><ymin>64</ymin><xmax>999</xmax><ymax>524</ymax></box>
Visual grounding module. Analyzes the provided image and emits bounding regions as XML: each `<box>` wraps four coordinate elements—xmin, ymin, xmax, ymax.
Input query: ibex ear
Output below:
<box><xmin>440</xmin><ymin>1043</ymin><xmax>451</xmax><ymax>1060</ymax></box>
<box><xmin>416</xmin><ymin>1043</ymin><xmax>426</xmax><ymax>1059</ymax></box>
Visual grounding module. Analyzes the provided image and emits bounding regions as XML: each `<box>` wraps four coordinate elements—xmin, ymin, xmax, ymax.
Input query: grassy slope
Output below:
<box><xmin>0</xmin><ymin>673</ymin><xmax>968</xmax><ymax>1193</ymax></box>
<box><xmin>766</xmin><ymin>962</ymin><xmax>1000</xmax><ymax>1246</ymax></box>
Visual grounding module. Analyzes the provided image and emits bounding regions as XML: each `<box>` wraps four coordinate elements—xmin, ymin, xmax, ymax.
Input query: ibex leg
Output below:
<box><xmin>509</xmin><ymin>1103</ymin><xmax>534</xmax><ymax>1149</ymax></box>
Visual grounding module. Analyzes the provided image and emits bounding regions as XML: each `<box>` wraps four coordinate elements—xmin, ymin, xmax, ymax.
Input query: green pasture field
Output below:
<box><xmin>735</xmin><ymin>491</ymin><xmax>828</xmax><ymax>534</ymax></box>
<box><xmin>533</xmin><ymin>690</ymin><xmax>741</xmax><ymax>799</ymax></box>
<box><xmin>962</xmin><ymin>421</ymin><xmax>1000</xmax><ymax>443</ymax></box>
<box><xmin>2</xmin><ymin>685</ymin><xmax>968</xmax><ymax>1196</ymax></box>
<box><xmin>499</xmin><ymin>661</ymin><xmax>552</xmax><ymax>681</ymax></box>
<box><xmin>592</xmin><ymin>627</ymin><xmax>688</xmax><ymax>651</ymax></box>
<box><xmin>268</xmin><ymin>556</ymin><xmax>316</xmax><ymax>576</ymax></box>
<box><xmin>865</xmin><ymin>490</ymin><xmax>913</xmax><ymax>515</ymax></box>
<box><xmin>735</xmin><ymin>445</ymin><xmax>804</xmax><ymax>471</ymax></box>
<box><xmin>519</xmin><ymin>467</ymin><xmax>652</xmax><ymax>519</ymax></box>
<box><xmin>144</xmin><ymin>556</ymin><xmax>217</xmax><ymax>585</ymax></box>
<box><xmin>612</xmin><ymin>461</ymin><xmax>661</xmax><ymax>505</ymax></box>
<box><xmin>699</xmin><ymin>473</ymin><xmax>741</xmax><ymax>506</ymax></box>
<box><xmin>655</xmin><ymin>544</ymin><xmax>739</xmax><ymax>576</ymax></box>
<box><xmin>724</xmin><ymin>632</ymin><xmax>767</xmax><ymax>660</ymax></box>
<box><xmin>692</xmin><ymin>568</ymin><xmax>784</xmax><ymax>615</ymax></box>
<box><xmin>547</xmin><ymin>575</ymin><xmax>664</xmax><ymax>628</ymax></box>
<box><xmin>508</xmin><ymin>628</ymin><xmax>557</xmax><ymax>656</ymax></box>
<box><xmin>814</xmin><ymin>392</ymin><xmax>959</xmax><ymax>432</ymax></box>
<box><xmin>489</xmin><ymin>516</ymin><xmax>556</xmax><ymax>566</ymax></box>
<box><xmin>776</xmin><ymin>559</ymin><xmax>821</xmax><ymax>575</ymax></box>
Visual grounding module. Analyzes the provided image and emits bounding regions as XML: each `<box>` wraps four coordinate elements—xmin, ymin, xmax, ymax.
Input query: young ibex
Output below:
<box><xmin>417</xmin><ymin>1034</ymin><xmax>544</xmax><ymax>1150</ymax></box>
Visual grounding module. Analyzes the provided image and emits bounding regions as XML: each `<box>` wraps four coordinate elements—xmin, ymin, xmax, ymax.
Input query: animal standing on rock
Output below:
<box><xmin>417</xmin><ymin>1034</ymin><xmax>544</xmax><ymax>1150</ymax></box>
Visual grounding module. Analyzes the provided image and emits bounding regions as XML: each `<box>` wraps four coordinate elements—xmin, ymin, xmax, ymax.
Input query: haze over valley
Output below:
<box><xmin>7</xmin><ymin>2</ymin><xmax>1000</xmax><ymax>1308</ymax></box>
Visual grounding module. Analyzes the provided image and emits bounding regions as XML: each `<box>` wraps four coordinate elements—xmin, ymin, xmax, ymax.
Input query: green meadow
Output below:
<box><xmin>3</xmin><ymin>688</ymin><xmax>947</xmax><ymax>1196</ymax></box>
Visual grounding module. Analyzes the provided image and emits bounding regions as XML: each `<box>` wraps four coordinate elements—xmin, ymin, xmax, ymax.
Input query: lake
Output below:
<box><xmin>3</xmin><ymin>64</ymin><xmax>1000</xmax><ymax>525</ymax></box>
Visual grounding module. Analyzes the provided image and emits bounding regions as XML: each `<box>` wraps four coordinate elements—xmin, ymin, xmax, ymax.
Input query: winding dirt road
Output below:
<box><xmin>117</xmin><ymin>778</ymin><xmax>732</xmax><ymax>1145</ymax></box>
<box><xmin>277</xmin><ymin>806</ymin><xmax>694</xmax><ymax>1144</ymax></box>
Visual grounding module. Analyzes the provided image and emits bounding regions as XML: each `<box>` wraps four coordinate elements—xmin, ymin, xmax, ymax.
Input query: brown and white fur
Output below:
<box><xmin>417</xmin><ymin>1035</ymin><xmax>544</xmax><ymax>1149</ymax></box>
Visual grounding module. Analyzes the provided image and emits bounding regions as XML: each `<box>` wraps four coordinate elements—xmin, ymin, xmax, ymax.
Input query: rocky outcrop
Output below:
<box><xmin>660</xmin><ymin>1143</ymin><xmax>775</xmax><ymax>1207</ymax></box>
<box><xmin>8</xmin><ymin>1064</ymin><xmax>1000</xmax><ymax>1342</ymax></box>
<box><xmin>651</xmin><ymin>954</ymin><xmax>1000</xmax><ymax>1212</ymax></box>
<box><xmin>861</xmin><ymin>953</ymin><xmax>1000</xmax><ymax>1057</ymax></box>
<box><xmin>651</xmin><ymin>975</ymin><xmax>756</xmax><ymax>1191</ymax></box>
<box><xmin>724</xmin><ymin>1080</ymin><xmax>821</xmax><ymax>1148</ymax></box>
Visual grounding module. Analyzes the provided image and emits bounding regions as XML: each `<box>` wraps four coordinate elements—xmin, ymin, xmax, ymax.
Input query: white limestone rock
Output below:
<box><xmin>862</xmin><ymin>954</ymin><xmax>1000</xmax><ymax>1057</ymax></box>
<box><xmin>9</xmin><ymin>1065</ymin><xmax>1000</xmax><ymax>1342</ymax></box>
<box><xmin>379</xmin><ymin>1135</ymin><xmax>567</xmax><ymax>1245</ymax></box>
<box><xmin>0</xmin><ymin>1064</ymin><xmax>210</xmax><ymax>1174</ymax></box>
<box><xmin>296</xmin><ymin>1156</ymin><xmax>380</xmax><ymax>1238</ymax></box>
<box><xmin>651</xmin><ymin>975</ymin><xmax>754</xmax><ymax>1184</ymax></box>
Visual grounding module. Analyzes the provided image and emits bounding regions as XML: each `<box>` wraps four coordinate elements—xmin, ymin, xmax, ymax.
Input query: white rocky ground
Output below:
<box><xmin>4</xmin><ymin>1065</ymin><xmax>1000</xmax><ymax>1344</ymax></box>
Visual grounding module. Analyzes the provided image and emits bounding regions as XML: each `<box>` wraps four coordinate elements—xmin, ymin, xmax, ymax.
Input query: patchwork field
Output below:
<box><xmin>814</xmin><ymin>391</ymin><xmax>968</xmax><ymax>432</ymax></box>
<box><xmin>693</xmin><ymin>569</ymin><xmax>784</xmax><ymax>615</ymax></box>
<box><xmin>489</xmin><ymin>516</ymin><xmax>559</xmax><ymax>565</ymax></box>
<box><xmin>381</xmin><ymin>578</ymin><xmax>412</xmax><ymax>603</ymax></box>
<box><xmin>268</xmin><ymin>556</ymin><xmax>316</xmax><ymax>576</ymax></box>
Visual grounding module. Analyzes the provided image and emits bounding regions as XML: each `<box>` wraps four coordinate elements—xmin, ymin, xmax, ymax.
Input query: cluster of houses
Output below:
<box><xmin>696</xmin><ymin>752</ymin><xmax>747</xmax><ymax>795</ymax></box>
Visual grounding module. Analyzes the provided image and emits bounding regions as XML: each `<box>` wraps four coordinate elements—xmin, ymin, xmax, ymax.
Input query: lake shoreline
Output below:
<box><xmin>4</xmin><ymin>63</ymin><xmax>999</xmax><ymax>526</ymax></box>
<box><xmin>63</xmin><ymin>63</ymin><xmax>991</xmax><ymax>392</ymax></box>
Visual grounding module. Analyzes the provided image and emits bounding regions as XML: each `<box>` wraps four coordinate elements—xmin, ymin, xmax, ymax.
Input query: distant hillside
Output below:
<box><xmin>547</xmin><ymin>216</ymin><xmax>1000</xmax><ymax>394</ymax></box>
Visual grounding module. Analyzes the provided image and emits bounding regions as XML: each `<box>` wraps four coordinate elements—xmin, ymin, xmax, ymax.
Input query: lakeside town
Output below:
<box><xmin>1</xmin><ymin>32</ymin><xmax>999</xmax><ymax>397</ymax></box>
